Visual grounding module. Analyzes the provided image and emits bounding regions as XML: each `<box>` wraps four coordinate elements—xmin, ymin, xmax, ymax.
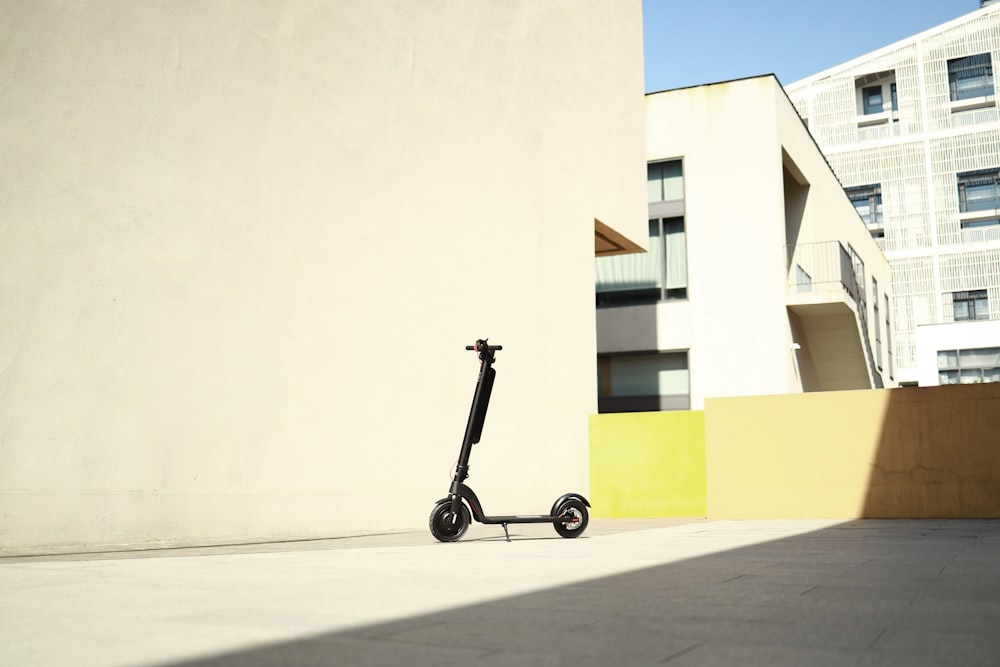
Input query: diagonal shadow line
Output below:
<box><xmin>158</xmin><ymin>519</ymin><xmax>1000</xmax><ymax>667</ymax></box>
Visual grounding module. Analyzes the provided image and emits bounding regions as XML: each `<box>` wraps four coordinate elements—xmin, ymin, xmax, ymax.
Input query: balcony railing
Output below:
<box><xmin>857</xmin><ymin>121</ymin><xmax>901</xmax><ymax>143</ymax></box>
<box><xmin>961</xmin><ymin>224</ymin><xmax>1000</xmax><ymax>244</ymax></box>
<box><xmin>786</xmin><ymin>241</ymin><xmax>864</xmax><ymax>306</ymax></box>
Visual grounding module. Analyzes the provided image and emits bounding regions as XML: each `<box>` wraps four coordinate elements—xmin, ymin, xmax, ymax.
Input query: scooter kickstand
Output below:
<box><xmin>501</xmin><ymin>522</ymin><xmax>510</xmax><ymax>542</ymax></box>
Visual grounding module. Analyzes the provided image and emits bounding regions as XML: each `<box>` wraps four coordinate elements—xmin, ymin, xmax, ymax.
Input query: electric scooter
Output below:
<box><xmin>429</xmin><ymin>339</ymin><xmax>590</xmax><ymax>542</ymax></box>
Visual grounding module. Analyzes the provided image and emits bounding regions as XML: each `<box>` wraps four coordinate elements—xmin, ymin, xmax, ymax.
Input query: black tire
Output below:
<box><xmin>553</xmin><ymin>498</ymin><xmax>589</xmax><ymax>538</ymax></box>
<box><xmin>429</xmin><ymin>499</ymin><xmax>471</xmax><ymax>542</ymax></box>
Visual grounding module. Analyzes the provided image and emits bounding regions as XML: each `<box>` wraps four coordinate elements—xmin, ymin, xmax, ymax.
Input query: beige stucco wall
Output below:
<box><xmin>0</xmin><ymin>0</ymin><xmax>646</xmax><ymax>553</ymax></box>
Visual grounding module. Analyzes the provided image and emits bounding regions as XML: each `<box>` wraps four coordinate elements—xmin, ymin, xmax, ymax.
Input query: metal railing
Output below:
<box><xmin>786</xmin><ymin>241</ymin><xmax>864</xmax><ymax>306</ymax></box>
<box><xmin>786</xmin><ymin>241</ymin><xmax>884</xmax><ymax>387</ymax></box>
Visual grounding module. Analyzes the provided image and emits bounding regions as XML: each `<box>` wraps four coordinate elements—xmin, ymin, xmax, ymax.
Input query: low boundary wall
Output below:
<box><xmin>590</xmin><ymin>384</ymin><xmax>1000</xmax><ymax>519</ymax></box>
<box><xmin>589</xmin><ymin>411</ymin><xmax>706</xmax><ymax>518</ymax></box>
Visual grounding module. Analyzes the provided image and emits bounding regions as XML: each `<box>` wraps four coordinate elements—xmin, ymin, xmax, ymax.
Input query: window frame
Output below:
<box><xmin>957</xmin><ymin>168</ymin><xmax>1000</xmax><ymax>214</ymax></box>
<box><xmin>862</xmin><ymin>86</ymin><xmax>883</xmax><ymax>114</ymax></box>
<box><xmin>647</xmin><ymin>159</ymin><xmax>684</xmax><ymax>203</ymax></box>
<box><xmin>873</xmin><ymin>277</ymin><xmax>882</xmax><ymax>371</ymax></box>
<box><xmin>846</xmin><ymin>183</ymin><xmax>884</xmax><ymax>231</ymax></box>
<box><xmin>937</xmin><ymin>345</ymin><xmax>1000</xmax><ymax>385</ymax></box>
<box><xmin>596</xmin><ymin>350</ymin><xmax>691</xmax><ymax>413</ymax></box>
<box><xmin>948</xmin><ymin>53</ymin><xmax>995</xmax><ymax>102</ymax></box>
<box><xmin>952</xmin><ymin>289</ymin><xmax>990</xmax><ymax>321</ymax></box>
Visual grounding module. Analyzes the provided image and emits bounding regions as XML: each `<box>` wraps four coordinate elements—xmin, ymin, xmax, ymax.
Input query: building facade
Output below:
<box><xmin>785</xmin><ymin>3</ymin><xmax>1000</xmax><ymax>386</ymax></box>
<box><xmin>0</xmin><ymin>0</ymin><xmax>647</xmax><ymax>553</ymax></box>
<box><xmin>595</xmin><ymin>76</ymin><xmax>894</xmax><ymax>413</ymax></box>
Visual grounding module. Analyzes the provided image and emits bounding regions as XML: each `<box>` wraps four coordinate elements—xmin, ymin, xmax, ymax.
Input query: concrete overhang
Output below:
<box><xmin>788</xmin><ymin>291</ymin><xmax>874</xmax><ymax>390</ymax></box>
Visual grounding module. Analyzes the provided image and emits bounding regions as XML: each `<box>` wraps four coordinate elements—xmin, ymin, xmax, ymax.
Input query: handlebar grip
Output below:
<box><xmin>465</xmin><ymin>345</ymin><xmax>476</xmax><ymax>350</ymax></box>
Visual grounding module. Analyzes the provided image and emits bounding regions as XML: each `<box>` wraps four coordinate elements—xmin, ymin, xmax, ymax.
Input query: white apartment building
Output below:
<box><xmin>595</xmin><ymin>75</ymin><xmax>894</xmax><ymax>412</ymax></box>
<box><xmin>786</xmin><ymin>2</ymin><xmax>1000</xmax><ymax>387</ymax></box>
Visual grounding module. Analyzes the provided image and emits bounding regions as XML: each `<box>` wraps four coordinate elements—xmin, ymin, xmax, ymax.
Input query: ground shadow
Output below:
<box><xmin>161</xmin><ymin>520</ymin><xmax>1000</xmax><ymax>667</ymax></box>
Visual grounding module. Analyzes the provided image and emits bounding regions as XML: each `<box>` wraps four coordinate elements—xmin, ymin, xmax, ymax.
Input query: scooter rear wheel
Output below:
<box><xmin>429</xmin><ymin>499</ymin><xmax>471</xmax><ymax>542</ymax></box>
<box><xmin>553</xmin><ymin>498</ymin><xmax>589</xmax><ymax>538</ymax></box>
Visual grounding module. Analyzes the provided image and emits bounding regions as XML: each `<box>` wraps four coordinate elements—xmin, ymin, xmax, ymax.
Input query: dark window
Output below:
<box><xmin>863</xmin><ymin>86</ymin><xmax>883</xmax><ymax>114</ymax></box>
<box><xmin>873</xmin><ymin>278</ymin><xmax>882</xmax><ymax>370</ymax></box>
<box><xmin>597</xmin><ymin>351</ymin><xmax>690</xmax><ymax>413</ymax></box>
<box><xmin>885</xmin><ymin>294</ymin><xmax>893</xmax><ymax>380</ymax></box>
<box><xmin>890</xmin><ymin>82</ymin><xmax>898</xmax><ymax>112</ymax></box>
<box><xmin>948</xmin><ymin>54</ymin><xmax>994</xmax><ymax>101</ymax></box>
<box><xmin>962</xmin><ymin>218</ymin><xmax>1000</xmax><ymax>230</ymax></box>
<box><xmin>957</xmin><ymin>168</ymin><xmax>1000</xmax><ymax>213</ymax></box>
<box><xmin>848</xmin><ymin>245</ymin><xmax>866</xmax><ymax>305</ymax></box>
<box><xmin>953</xmin><ymin>289</ymin><xmax>989</xmax><ymax>321</ymax></box>
<box><xmin>846</xmin><ymin>183</ymin><xmax>883</xmax><ymax>230</ymax></box>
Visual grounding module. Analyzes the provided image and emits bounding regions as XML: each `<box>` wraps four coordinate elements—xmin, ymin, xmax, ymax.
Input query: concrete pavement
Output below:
<box><xmin>2</xmin><ymin>518</ymin><xmax>999</xmax><ymax>666</ymax></box>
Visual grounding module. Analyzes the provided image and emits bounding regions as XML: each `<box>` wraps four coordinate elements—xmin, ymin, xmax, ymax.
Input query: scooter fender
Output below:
<box><xmin>550</xmin><ymin>492</ymin><xmax>590</xmax><ymax>517</ymax></box>
<box><xmin>448</xmin><ymin>483</ymin><xmax>485</xmax><ymax>522</ymax></box>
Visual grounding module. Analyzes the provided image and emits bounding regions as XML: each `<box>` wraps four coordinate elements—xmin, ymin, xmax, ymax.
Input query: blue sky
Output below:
<box><xmin>643</xmin><ymin>1</ymin><xmax>982</xmax><ymax>92</ymax></box>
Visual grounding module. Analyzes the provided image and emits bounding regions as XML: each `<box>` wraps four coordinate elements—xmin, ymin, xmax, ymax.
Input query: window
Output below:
<box><xmin>948</xmin><ymin>54</ymin><xmax>994</xmax><ymax>101</ymax></box>
<box><xmin>873</xmin><ymin>278</ymin><xmax>882</xmax><ymax>370</ymax></box>
<box><xmin>885</xmin><ymin>294</ymin><xmax>893</xmax><ymax>380</ymax></box>
<box><xmin>848</xmin><ymin>244</ymin><xmax>865</xmax><ymax>304</ymax></box>
<box><xmin>846</xmin><ymin>184</ymin><xmax>883</xmax><ymax>226</ymax></box>
<box><xmin>890</xmin><ymin>82</ymin><xmax>898</xmax><ymax>112</ymax></box>
<box><xmin>846</xmin><ymin>183</ymin><xmax>883</xmax><ymax>232</ymax></box>
<box><xmin>937</xmin><ymin>347</ymin><xmax>1000</xmax><ymax>384</ymax></box>
<box><xmin>862</xmin><ymin>86</ymin><xmax>883</xmax><ymax>114</ymax></box>
<box><xmin>953</xmin><ymin>289</ymin><xmax>989</xmax><ymax>321</ymax></box>
<box><xmin>647</xmin><ymin>160</ymin><xmax>683</xmax><ymax>202</ymax></box>
<box><xmin>596</xmin><ymin>217</ymin><xmax>687</xmax><ymax>306</ymax></box>
<box><xmin>854</xmin><ymin>71</ymin><xmax>896</xmax><ymax>122</ymax></box>
<box><xmin>795</xmin><ymin>265</ymin><xmax>812</xmax><ymax>293</ymax></box>
<box><xmin>962</xmin><ymin>218</ymin><xmax>1000</xmax><ymax>230</ymax></box>
<box><xmin>957</xmin><ymin>168</ymin><xmax>1000</xmax><ymax>213</ymax></box>
<box><xmin>597</xmin><ymin>351</ymin><xmax>690</xmax><ymax>412</ymax></box>
<box><xmin>598</xmin><ymin>159</ymin><xmax>687</xmax><ymax>307</ymax></box>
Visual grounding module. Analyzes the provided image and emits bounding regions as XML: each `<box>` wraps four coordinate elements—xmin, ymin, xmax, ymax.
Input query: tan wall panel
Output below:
<box><xmin>706</xmin><ymin>384</ymin><xmax>1000</xmax><ymax>519</ymax></box>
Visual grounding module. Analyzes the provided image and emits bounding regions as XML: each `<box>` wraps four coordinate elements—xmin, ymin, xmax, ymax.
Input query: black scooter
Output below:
<box><xmin>429</xmin><ymin>339</ymin><xmax>590</xmax><ymax>542</ymax></box>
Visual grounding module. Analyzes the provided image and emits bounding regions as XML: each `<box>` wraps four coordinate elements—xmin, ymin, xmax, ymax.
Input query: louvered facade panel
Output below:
<box><xmin>787</xmin><ymin>4</ymin><xmax>1000</xmax><ymax>382</ymax></box>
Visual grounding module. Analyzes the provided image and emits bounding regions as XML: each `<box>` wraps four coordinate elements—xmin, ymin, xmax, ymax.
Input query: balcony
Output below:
<box><xmin>948</xmin><ymin>91</ymin><xmax>996</xmax><ymax>114</ymax></box>
<box><xmin>786</xmin><ymin>241</ymin><xmax>863</xmax><ymax>308</ymax></box>
<box><xmin>785</xmin><ymin>241</ymin><xmax>879</xmax><ymax>391</ymax></box>
<box><xmin>961</xmin><ymin>222</ymin><xmax>1000</xmax><ymax>244</ymax></box>
<box><xmin>957</xmin><ymin>176</ymin><xmax>1000</xmax><ymax>242</ymax></box>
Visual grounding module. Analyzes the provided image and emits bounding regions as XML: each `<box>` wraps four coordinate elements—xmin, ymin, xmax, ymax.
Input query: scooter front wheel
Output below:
<box><xmin>553</xmin><ymin>498</ymin><xmax>589</xmax><ymax>538</ymax></box>
<box><xmin>429</xmin><ymin>499</ymin><xmax>471</xmax><ymax>542</ymax></box>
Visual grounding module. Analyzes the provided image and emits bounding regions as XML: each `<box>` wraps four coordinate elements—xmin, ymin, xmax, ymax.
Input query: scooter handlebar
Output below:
<box><xmin>466</xmin><ymin>341</ymin><xmax>502</xmax><ymax>352</ymax></box>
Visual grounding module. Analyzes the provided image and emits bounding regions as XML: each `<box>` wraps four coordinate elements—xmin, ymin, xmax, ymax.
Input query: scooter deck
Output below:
<box><xmin>479</xmin><ymin>515</ymin><xmax>563</xmax><ymax>525</ymax></box>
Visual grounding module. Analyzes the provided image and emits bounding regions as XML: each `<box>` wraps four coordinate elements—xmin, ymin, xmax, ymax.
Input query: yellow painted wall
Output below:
<box><xmin>590</xmin><ymin>384</ymin><xmax>1000</xmax><ymax>520</ymax></box>
<box><xmin>589</xmin><ymin>411</ymin><xmax>706</xmax><ymax>518</ymax></box>
<box><xmin>705</xmin><ymin>384</ymin><xmax>1000</xmax><ymax>519</ymax></box>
